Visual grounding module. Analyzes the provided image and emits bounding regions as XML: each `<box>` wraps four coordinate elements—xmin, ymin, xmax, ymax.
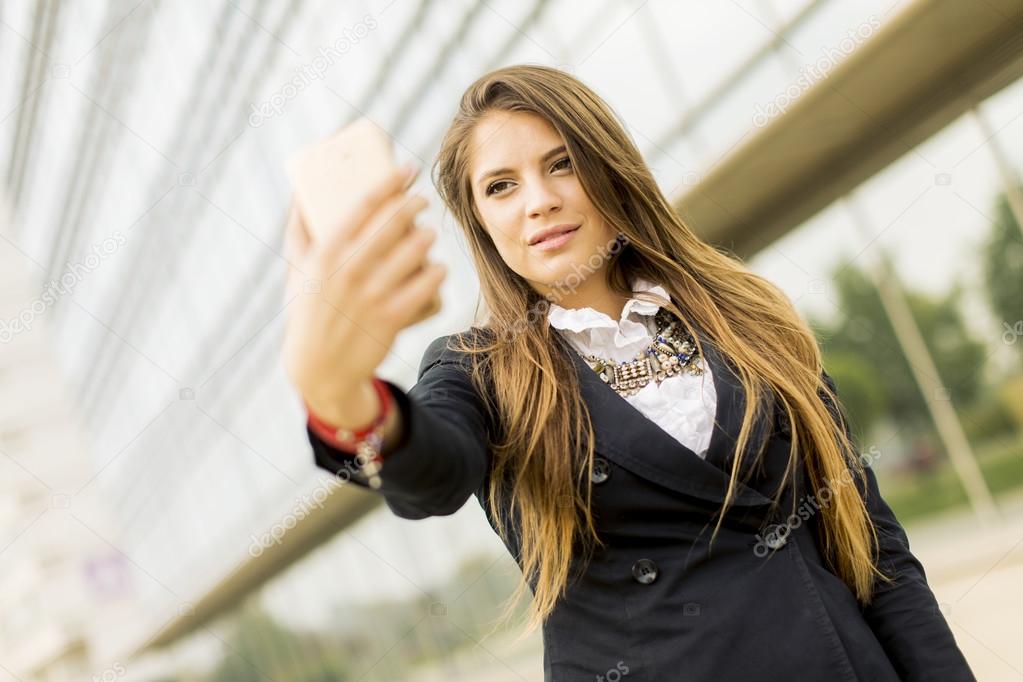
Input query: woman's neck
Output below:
<box><xmin>541</xmin><ymin>276</ymin><xmax>632</xmax><ymax>322</ymax></box>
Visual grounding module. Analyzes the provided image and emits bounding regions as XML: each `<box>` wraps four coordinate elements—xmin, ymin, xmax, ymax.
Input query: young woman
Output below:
<box><xmin>283</xmin><ymin>65</ymin><xmax>975</xmax><ymax>681</ymax></box>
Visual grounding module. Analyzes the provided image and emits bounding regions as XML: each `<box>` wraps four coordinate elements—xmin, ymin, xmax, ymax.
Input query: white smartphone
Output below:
<box><xmin>286</xmin><ymin>117</ymin><xmax>400</xmax><ymax>244</ymax></box>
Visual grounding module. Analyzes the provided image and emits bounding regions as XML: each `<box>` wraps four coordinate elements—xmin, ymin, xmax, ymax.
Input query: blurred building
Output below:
<box><xmin>1</xmin><ymin>0</ymin><xmax>1022</xmax><ymax>680</ymax></box>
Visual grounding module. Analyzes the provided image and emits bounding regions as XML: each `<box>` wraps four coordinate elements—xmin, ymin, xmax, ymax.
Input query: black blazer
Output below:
<box><xmin>307</xmin><ymin>328</ymin><xmax>975</xmax><ymax>682</ymax></box>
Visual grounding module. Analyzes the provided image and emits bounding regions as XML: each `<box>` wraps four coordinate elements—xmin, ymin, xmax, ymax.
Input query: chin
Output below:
<box><xmin>533</xmin><ymin>263</ymin><xmax>596</xmax><ymax>293</ymax></box>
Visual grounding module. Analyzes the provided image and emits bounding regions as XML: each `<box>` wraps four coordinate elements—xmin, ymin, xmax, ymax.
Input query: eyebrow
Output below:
<box><xmin>475</xmin><ymin>145</ymin><xmax>568</xmax><ymax>188</ymax></box>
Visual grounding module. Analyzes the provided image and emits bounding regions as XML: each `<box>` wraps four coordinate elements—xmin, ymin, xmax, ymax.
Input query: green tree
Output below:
<box><xmin>812</xmin><ymin>263</ymin><xmax>988</xmax><ymax>436</ymax></box>
<box><xmin>982</xmin><ymin>190</ymin><xmax>1023</xmax><ymax>355</ymax></box>
<box><xmin>207</xmin><ymin>604</ymin><xmax>354</xmax><ymax>682</ymax></box>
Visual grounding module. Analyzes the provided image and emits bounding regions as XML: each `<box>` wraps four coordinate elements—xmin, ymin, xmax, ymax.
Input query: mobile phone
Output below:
<box><xmin>286</xmin><ymin>118</ymin><xmax>443</xmax><ymax>320</ymax></box>
<box><xmin>286</xmin><ymin>117</ymin><xmax>401</xmax><ymax>243</ymax></box>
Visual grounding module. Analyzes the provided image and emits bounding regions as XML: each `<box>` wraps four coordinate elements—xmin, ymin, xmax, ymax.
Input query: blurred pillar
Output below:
<box><xmin>970</xmin><ymin>106</ymin><xmax>1023</xmax><ymax>238</ymax></box>
<box><xmin>843</xmin><ymin>198</ymin><xmax>1000</xmax><ymax>526</ymax></box>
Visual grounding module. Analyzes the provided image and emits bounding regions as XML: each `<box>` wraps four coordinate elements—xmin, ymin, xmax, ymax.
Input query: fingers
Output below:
<box><xmin>284</xmin><ymin>201</ymin><xmax>312</xmax><ymax>301</ymax></box>
<box><xmin>408</xmin><ymin>291</ymin><xmax>443</xmax><ymax>327</ymax></box>
<box><xmin>284</xmin><ymin>202</ymin><xmax>311</xmax><ymax>267</ymax></box>
<box><xmin>360</xmin><ymin>224</ymin><xmax>437</xmax><ymax>300</ymax></box>
<box><xmin>401</xmin><ymin>162</ymin><xmax>422</xmax><ymax>192</ymax></box>
<box><xmin>380</xmin><ymin>261</ymin><xmax>447</xmax><ymax>329</ymax></box>
<box><xmin>358</xmin><ymin>192</ymin><xmax>429</xmax><ymax>260</ymax></box>
<box><xmin>325</xmin><ymin>192</ymin><xmax>430</xmax><ymax>284</ymax></box>
<box><xmin>320</xmin><ymin>162</ymin><xmax>418</xmax><ymax>260</ymax></box>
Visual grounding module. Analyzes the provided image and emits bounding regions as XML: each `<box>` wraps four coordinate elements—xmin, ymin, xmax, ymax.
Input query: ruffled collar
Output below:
<box><xmin>547</xmin><ymin>276</ymin><xmax>672</xmax><ymax>363</ymax></box>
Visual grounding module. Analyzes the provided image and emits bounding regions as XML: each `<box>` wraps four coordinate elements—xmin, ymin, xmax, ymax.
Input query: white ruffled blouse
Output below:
<box><xmin>548</xmin><ymin>277</ymin><xmax>717</xmax><ymax>458</ymax></box>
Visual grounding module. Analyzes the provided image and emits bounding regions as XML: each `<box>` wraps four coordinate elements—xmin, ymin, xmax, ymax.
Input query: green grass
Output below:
<box><xmin>879</xmin><ymin>432</ymin><xmax>1023</xmax><ymax>523</ymax></box>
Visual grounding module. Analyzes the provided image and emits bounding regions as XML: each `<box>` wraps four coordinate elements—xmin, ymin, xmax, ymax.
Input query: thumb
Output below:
<box><xmin>284</xmin><ymin>201</ymin><xmax>313</xmax><ymax>302</ymax></box>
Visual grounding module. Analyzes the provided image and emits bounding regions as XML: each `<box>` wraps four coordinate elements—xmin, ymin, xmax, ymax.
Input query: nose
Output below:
<box><xmin>524</xmin><ymin>177</ymin><xmax>562</xmax><ymax>219</ymax></box>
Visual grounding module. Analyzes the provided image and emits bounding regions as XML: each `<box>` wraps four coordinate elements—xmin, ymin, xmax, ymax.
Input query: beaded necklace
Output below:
<box><xmin>574</xmin><ymin>308</ymin><xmax>704</xmax><ymax>398</ymax></box>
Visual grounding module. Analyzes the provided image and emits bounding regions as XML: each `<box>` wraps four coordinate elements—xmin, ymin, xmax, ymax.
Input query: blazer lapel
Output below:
<box><xmin>697</xmin><ymin>332</ymin><xmax>776</xmax><ymax>474</ymax></box>
<box><xmin>558</xmin><ymin>329</ymin><xmax>772</xmax><ymax>507</ymax></box>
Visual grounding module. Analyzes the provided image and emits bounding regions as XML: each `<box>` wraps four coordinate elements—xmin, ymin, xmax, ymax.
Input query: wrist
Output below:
<box><xmin>305</xmin><ymin>378</ymin><xmax>392</xmax><ymax>491</ymax></box>
<box><xmin>305</xmin><ymin>378</ymin><xmax>378</xmax><ymax>430</ymax></box>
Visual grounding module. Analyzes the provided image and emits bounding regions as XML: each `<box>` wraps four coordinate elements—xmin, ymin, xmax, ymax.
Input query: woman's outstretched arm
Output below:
<box><xmin>307</xmin><ymin>334</ymin><xmax>492</xmax><ymax>519</ymax></box>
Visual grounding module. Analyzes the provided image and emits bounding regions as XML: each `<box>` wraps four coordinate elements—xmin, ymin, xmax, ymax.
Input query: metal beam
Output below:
<box><xmin>134</xmin><ymin>483</ymin><xmax>381</xmax><ymax>653</ymax></box>
<box><xmin>675</xmin><ymin>0</ymin><xmax>1023</xmax><ymax>257</ymax></box>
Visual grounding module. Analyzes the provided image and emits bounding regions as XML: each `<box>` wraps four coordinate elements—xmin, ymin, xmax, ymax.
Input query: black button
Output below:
<box><xmin>591</xmin><ymin>456</ymin><xmax>611</xmax><ymax>484</ymax></box>
<box><xmin>764</xmin><ymin>523</ymin><xmax>789</xmax><ymax>550</ymax></box>
<box><xmin>632</xmin><ymin>558</ymin><xmax>658</xmax><ymax>584</ymax></box>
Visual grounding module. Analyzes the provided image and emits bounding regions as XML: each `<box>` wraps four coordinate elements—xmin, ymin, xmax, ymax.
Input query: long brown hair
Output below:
<box><xmin>431</xmin><ymin>64</ymin><xmax>887</xmax><ymax>633</ymax></box>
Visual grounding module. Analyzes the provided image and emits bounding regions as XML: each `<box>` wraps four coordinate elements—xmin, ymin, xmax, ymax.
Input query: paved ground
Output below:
<box><xmin>909</xmin><ymin>491</ymin><xmax>1023</xmax><ymax>681</ymax></box>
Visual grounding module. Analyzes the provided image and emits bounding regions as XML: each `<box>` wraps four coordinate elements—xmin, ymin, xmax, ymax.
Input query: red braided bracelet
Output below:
<box><xmin>305</xmin><ymin>377</ymin><xmax>392</xmax><ymax>489</ymax></box>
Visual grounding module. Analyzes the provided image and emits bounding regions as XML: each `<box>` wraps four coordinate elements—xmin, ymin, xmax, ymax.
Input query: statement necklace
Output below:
<box><xmin>576</xmin><ymin>308</ymin><xmax>704</xmax><ymax>398</ymax></box>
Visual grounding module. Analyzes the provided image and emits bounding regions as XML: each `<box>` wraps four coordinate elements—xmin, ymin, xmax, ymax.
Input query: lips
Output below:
<box><xmin>529</xmin><ymin>224</ymin><xmax>580</xmax><ymax>245</ymax></box>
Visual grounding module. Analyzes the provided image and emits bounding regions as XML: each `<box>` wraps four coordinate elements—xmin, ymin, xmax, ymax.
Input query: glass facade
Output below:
<box><xmin>1</xmin><ymin>1</ymin><xmax>1021</xmax><ymax>679</ymax></box>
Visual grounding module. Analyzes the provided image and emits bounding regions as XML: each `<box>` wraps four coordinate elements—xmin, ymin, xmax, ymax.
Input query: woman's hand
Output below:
<box><xmin>282</xmin><ymin>163</ymin><xmax>446</xmax><ymax>424</ymax></box>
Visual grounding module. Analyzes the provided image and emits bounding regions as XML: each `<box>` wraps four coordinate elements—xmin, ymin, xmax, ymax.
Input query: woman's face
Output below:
<box><xmin>467</xmin><ymin>110</ymin><xmax>618</xmax><ymax>296</ymax></box>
